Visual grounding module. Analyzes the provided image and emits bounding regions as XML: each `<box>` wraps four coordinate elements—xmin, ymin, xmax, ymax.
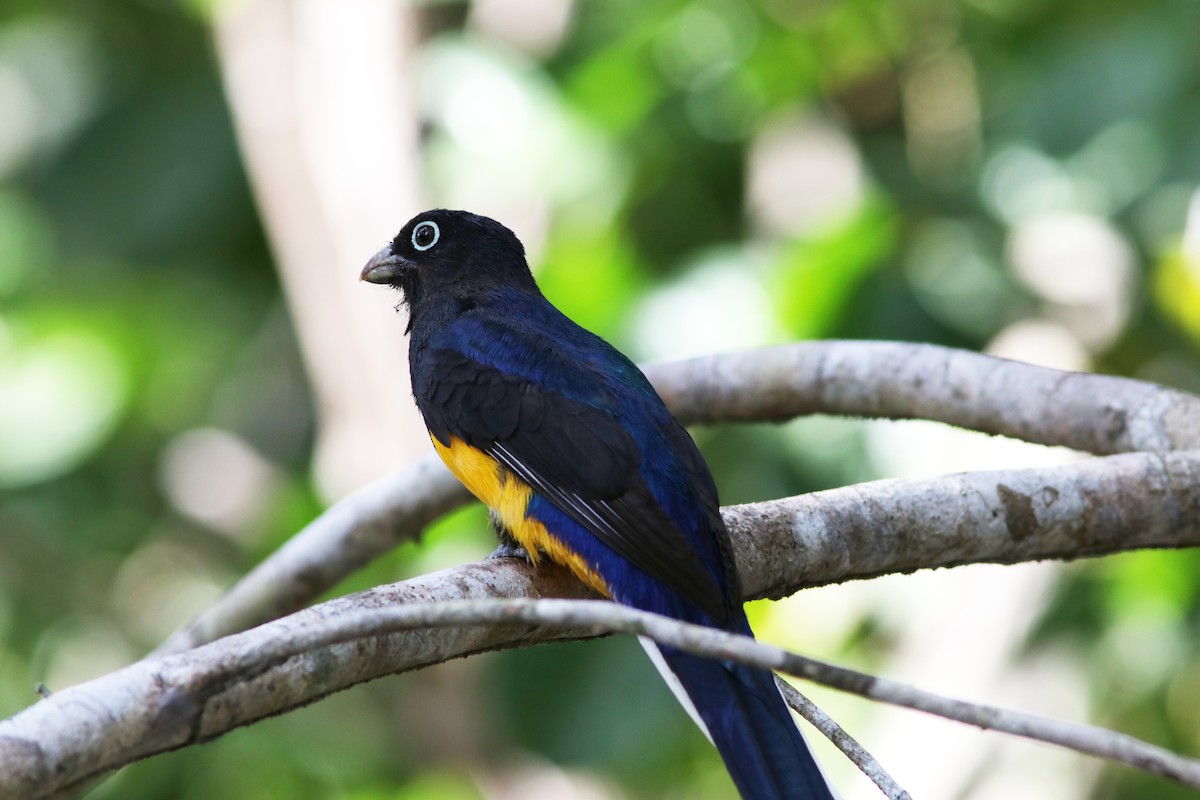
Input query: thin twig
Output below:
<box><xmin>775</xmin><ymin>679</ymin><xmax>912</xmax><ymax>800</ymax></box>
<box><xmin>234</xmin><ymin>598</ymin><xmax>1200</xmax><ymax>789</ymax></box>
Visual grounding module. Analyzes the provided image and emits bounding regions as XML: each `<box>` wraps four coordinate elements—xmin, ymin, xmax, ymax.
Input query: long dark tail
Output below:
<box><xmin>657</xmin><ymin>646</ymin><xmax>835</xmax><ymax>799</ymax></box>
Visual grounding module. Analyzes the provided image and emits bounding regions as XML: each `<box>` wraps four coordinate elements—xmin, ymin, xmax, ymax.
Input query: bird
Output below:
<box><xmin>361</xmin><ymin>209</ymin><xmax>834</xmax><ymax>799</ymax></box>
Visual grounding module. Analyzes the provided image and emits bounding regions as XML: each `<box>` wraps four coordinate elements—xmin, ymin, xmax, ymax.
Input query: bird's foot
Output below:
<box><xmin>487</xmin><ymin>540</ymin><xmax>533</xmax><ymax>562</ymax></box>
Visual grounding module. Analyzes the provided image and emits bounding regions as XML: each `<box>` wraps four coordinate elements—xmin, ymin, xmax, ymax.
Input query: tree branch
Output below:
<box><xmin>156</xmin><ymin>341</ymin><xmax>1200</xmax><ymax>654</ymax></box>
<box><xmin>5</xmin><ymin>449</ymin><xmax>1199</xmax><ymax>797</ymax></box>
<box><xmin>729</xmin><ymin>448</ymin><xmax>1200</xmax><ymax>600</ymax></box>
<box><xmin>775</xmin><ymin>679</ymin><xmax>912</xmax><ymax>800</ymax></box>
<box><xmin>152</xmin><ymin>455</ymin><xmax>468</xmax><ymax>655</ymax></box>
<box><xmin>644</xmin><ymin>341</ymin><xmax>1200</xmax><ymax>453</ymax></box>
<box><xmin>9</xmin><ymin>595</ymin><xmax>1200</xmax><ymax>798</ymax></box>
<box><xmin>1</xmin><ymin>564</ymin><xmax>593</xmax><ymax>800</ymax></box>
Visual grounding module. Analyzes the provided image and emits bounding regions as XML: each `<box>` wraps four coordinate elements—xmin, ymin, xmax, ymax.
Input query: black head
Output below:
<box><xmin>360</xmin><ymin>210</ymin><xmax>536</xmax><ymax>313</ymax></box>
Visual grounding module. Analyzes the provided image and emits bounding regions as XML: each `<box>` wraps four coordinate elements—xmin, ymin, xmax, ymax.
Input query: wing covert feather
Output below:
<box><xmin>416</xmin><ymin>347</ymin><xmax>727</xmax><ymax>620</ymax></box>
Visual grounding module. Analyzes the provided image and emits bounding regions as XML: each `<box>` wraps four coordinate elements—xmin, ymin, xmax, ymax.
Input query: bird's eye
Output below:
<box><xmin>412</xmin><ymin>221</ymin><xmax>440</xmax><ymax>251</ymax></box>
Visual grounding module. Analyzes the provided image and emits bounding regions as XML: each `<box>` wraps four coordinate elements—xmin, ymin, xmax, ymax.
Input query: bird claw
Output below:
<box><xmin>487</xmin><ymin>540</ymin><xmax>532</xmax><ymax>562</ymax></box>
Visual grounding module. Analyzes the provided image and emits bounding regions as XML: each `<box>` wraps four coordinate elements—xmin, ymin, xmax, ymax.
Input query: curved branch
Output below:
<box><xmin>9</xmin><ymin>595</ymin><xmax>1200</xmax><ymax>797</ymax></box>
<box><xmin>157</xmin><ymin>342</ymin><xmax>1200</xmax><ymax>654</ymax></box>
<box><xmin>0</xmin><ymin>562</ymin><xmax>598</xmax><ymax>800</ymax></box>
<box><xmin>233</xmin><ymin>599</ymin><xmax>1200</xmax><ymax>788</ymax></box>
<box><xmin>645</xmin><ymin>340</ymin><xmax>1200</xmax><ymax>453</ymax></box>
<box><xmin>5</xmin><ymin>450</ymin><xmax>1199</xmax><ymax>796</ymax></box>
<box><xmin>153</xmin><ymin>455</ymin><xmax>468</xmax><ymax>655</ymax></box>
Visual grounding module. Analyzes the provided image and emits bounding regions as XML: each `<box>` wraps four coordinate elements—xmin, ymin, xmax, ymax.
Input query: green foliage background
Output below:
<box><xmin>1</xmin><ymin>0</ymin><xmax>1199</xmax><ymax>798</ymax></box>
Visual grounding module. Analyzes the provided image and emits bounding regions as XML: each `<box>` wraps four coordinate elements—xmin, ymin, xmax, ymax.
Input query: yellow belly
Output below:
<box><xmin>431</xmin><ymin>435</ymin><xmax>609</xmax><ymax>596</ymax></box>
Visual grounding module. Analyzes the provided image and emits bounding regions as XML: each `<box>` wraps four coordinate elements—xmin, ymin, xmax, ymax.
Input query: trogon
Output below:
<box><xmin>361</xmin><ymin>209</ymin><xmax>835</xmax><ymax>800</ymax></box>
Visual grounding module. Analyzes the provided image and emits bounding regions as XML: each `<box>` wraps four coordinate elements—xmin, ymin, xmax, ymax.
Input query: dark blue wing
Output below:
<box><xmin>413</xmin><ymin>337</ymin><xmax>730</xmax><ymax>623</ymax></box>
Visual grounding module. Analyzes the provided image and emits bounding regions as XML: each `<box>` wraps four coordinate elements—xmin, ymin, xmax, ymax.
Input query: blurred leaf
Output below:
<box><xmin>537</xmin><ymin>221</ymin><xmax>646</xmax><ymax>341</ymax></box>
<box><xmin>491</xmin><ymin>635</ymin><xmax>705</xmax><ymax>791</ymax></box>
<box><xmin>564</xmin><ymin>34</ymin><xmax>665</xmax><ymax>135</ymax></box>
<box><xmin>0</xmin><ymin>189</ymin><xmax>52</xmax><ymax>297</ymax></box>
<box><xmin>0</xmin><ymin>320</ymin><xmax>127</xmax><ymax>487</ymax></box>
<box><xmin>771</xmin><ymin>195</ymin><xmax>896</xmax><ymax>338</ymax></box>
<box><xmin>904</xmin><ymin>217</ymin><xmax>1027</xmax><ymax>339</ymax></box>
<box><xmin>1154</xmin><ymin>249</ymin><xmax>1200</xmax><ymax>345</ymax></box>
<box><xmin>385</xmin><ymin>772</ymin><xmax>484</xmax><ymax>800</ymax></box>
<box><xmin>1103</xmin><ymin>550</ymin><xmax>1198</xmax><ymax>625</ymax></box>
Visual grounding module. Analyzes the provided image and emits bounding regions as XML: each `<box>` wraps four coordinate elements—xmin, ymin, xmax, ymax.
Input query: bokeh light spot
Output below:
<box><xmin>0</xmin><ymin>326</ymin><xmax>127</xmax><ymax>487</ymax></box>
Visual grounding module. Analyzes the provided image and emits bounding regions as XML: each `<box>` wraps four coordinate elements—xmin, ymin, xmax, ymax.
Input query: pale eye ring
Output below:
<box><xmin>412</xmin><ymin>221</ymin><xmax>440</xmax><ymax>251</ymax></box>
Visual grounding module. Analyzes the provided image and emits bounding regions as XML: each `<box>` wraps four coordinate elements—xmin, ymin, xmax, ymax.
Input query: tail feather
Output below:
<box><xmin>656</xmin><ymin>646</ymin><xmax>835</xmax><ymax>800</ymax></box>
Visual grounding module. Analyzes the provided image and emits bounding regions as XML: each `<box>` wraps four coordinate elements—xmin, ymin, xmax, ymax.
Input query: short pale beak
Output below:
<box><xmin>360</xmin><ymin>247</ymin><xmax>408</xmax><ymax>284</ymax></box>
